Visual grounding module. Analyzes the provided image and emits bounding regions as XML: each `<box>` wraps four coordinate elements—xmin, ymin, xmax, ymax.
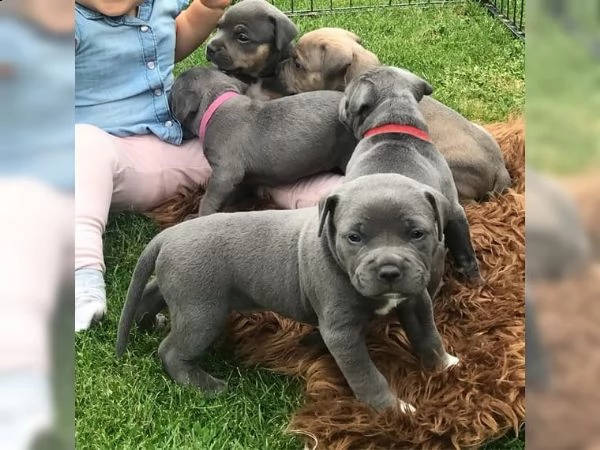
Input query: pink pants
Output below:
<box><xmin>0</xmin><ymin>179</ymin><xmax>72</xmax><ymax>373</ymax></box>
<box><xmin>75</xmin><ymin>124</ymin><xmax>343</xmax><ymax>272</ymax></box>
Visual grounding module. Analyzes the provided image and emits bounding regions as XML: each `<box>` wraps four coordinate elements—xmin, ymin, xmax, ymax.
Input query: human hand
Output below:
<box><xmin>199</xmin><ymin>0</ymin><xmax>231</xmax><ymax>10</ymax></box>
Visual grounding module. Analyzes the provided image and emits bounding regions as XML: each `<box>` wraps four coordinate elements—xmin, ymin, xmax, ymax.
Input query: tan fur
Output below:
<box><xmin>228</xmin><ymin>43</ymin><xmax>271</xmax><ymax>73</ymax></box>
<box><xmin>279</xmin><ymin>28</ymin><xmax>380</xmax><ymax>93</ymax></box>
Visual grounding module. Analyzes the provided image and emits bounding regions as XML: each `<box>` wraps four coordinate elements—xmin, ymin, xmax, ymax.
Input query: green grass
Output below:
<box><xmin>76</xmin><ymin>3</ymin><xmax>524</xmax><ymax>449</ymax></box>
<box><xmin>526</xmin><ymin>0</ymin><xmax>600</xmax><ymax>174</ymax></box>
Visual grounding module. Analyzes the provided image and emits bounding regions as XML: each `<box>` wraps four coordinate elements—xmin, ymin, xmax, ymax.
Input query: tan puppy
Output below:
<box><xmin>277</xmin><ymin>27</ymin><xmax>512</xmax><ymax>201</ymax></box>
<box><xmin>278</xmin><ymin>28</ymin><xmax>380</xmax><ymax>92</ymax></box>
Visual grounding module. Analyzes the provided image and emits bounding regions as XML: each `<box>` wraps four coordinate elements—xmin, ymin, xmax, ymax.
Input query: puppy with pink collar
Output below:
<box><xmin>169</xmin><ymin>66</ymin><xmax>358</xmax><ymax>217</ymax></box>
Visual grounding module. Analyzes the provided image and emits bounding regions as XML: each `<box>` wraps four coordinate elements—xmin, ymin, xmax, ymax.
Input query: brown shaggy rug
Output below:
<box><xmin>527</xmin><ymin>170</ymin><xmax>600</xmax><ymax>450</ymax></box>
<box><xmin>527</xmin><ymin>265</ymin><xmax>600</xmax><ymax>450</ymax></box>
<box><xmin>148</xmin><ymin>118</ymin><xmax>526</xmax><ymax>449</ymax></box>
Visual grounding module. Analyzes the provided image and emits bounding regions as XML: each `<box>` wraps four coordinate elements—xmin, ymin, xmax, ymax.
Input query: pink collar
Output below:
<box><xmin>363</xmin><ymin>123</ymin><xmax>431</xmax><ymax>143</ymax></box>
<box><xmin>198</xmin><ymin>91</ymin><xmax>239</xmax><ymax>141</ymax></box>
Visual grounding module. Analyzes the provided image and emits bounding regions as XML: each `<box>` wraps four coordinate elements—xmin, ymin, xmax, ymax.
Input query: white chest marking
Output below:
<box><xmin>375</xmin><ymin>294</ymin><xmax>406</xmax><ymax>316</ymax></box>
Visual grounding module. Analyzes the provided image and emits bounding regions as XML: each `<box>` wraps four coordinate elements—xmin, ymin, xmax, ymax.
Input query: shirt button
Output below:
<box><xmin>147</xmin><ymin>61</ymin><xmax>155</xmax><ymax>70</ymax></box>
<box><xmin>154</xmin><ymin>89</ymin><xmax>162</xmax><ymax>96</ymax></box>
<box><xmin>140</xmin><ymin>25</ymin><xmax>149</xmax><ymax>32</ymax></box>
<box><xmin>165</xmin><ymin>120</ymin><xmax>173</xmax><ymax>127</ymax></box>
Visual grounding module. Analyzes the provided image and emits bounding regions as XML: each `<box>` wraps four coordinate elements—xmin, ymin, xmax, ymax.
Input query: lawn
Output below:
<box><xmin>75</xmin><ymin>2</ymin><xmax>525</xmax><ymax>449</ymax></box>
<box><xmin>525</xmin><ymin>0</ymin><xmax>600</xmax><ymax>174</ymax></box>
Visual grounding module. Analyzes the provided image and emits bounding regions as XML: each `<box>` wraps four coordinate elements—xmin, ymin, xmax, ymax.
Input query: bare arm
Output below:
<box><xmin>175</xmin><ymin>0</ymin><xmax>230</xmax><ymax>63</ymax></box>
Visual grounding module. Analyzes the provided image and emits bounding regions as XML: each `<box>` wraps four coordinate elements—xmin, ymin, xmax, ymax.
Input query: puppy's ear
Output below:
<box><xmin>321</xmin><ymin>43</ymin><xmax>353</xmax><ymax>85</ymax></box>
<box><xmin>409</xmin><ymin>76</ymin><xmax>434</xmax><ymax>102</ymax></box>
<box><xmin>343</xmin><ymin>77</ymin><xmax>375</xmax><ymax>130</ymax></box>
<box><xmin>345</xmin><ymin>48</ymin><xmax>380</xmax><ymax>85</ymax></box>
<box><xmin>424</xmin><ymin>189</ymin><xmax>450</xmax><ymax>242</ymax></box>
<box><xmin>169</xmin><ymin>88</ymin><xmax>202</xmax><ymax>130</ymax></box>
<box><xmin>270</xmin><ymin>14</ymin><xmax>298</xmax><ymax>51</ymax></box>
<box><xmin>318</xmin><ymin>194</ymin><xmax>339</xmax><ymax>238</ymax></box>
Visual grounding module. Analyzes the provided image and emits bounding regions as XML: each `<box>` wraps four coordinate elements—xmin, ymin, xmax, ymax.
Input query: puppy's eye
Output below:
<box><xmin>237</xmin><ymin>33</ymin><xmax>250</xmax><ymax>44</ymax></box>
<box><xmin>410</xmin><ymin>230</ymin><xmax>425</xmax><ymax>240</ymax></box>
<box><xmin>293</xmin><ymin>58</ymin><xmax>302</xmax><ymax>70</ymax></box>
<box><xmin>347</xmin><ymin>233</ymin><xmax>363</xmax><ymax>244</ymax></box>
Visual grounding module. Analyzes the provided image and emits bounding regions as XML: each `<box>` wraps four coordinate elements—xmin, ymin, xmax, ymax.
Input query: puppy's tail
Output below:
<box><xmin>115</xmin><ymin>235</ymin><xmax>162</xmax><ymax>358</ymax></box>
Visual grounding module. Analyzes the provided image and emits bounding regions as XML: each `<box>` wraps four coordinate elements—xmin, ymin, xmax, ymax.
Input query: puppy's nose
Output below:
<box><xmin>206</xmin><ymin>44</ymin><xmax>217</xmax><ymax>60</ymax></box>
<box><xmin>378</xmin><ymin>265</ymin><xmax>402</xmax><ymax>283</ymax></box>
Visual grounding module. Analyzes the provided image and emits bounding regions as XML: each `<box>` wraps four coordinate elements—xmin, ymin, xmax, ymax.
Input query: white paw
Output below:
<box><xmin>155</xmin><ymin>313</ymin><xmax>168</xmax><ymax>329</ymax></box>
<box><xmin>398</xmin><ymin>400</ymin><xmax>416</xmax><ymax>414</ymax></box>
<box><xmin>442</xmin><ymin>353</ymin><xmax>460</xmax><ymax>369</ymax></box>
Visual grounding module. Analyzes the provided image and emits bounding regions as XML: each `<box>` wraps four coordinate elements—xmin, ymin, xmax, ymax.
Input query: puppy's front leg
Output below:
<box><xmin>198</xmin><ymin>168</ymin><xmax>243</xmax><ymax>216</ymax></box>
<box><xmin>319</xmin><ymin>320</ymin><xmax>414</xmax><ymax>413</ymax></box>
<box><xmin>444</xmin><ymin>205</ymin><xmax>483</xmax><ymax>283</ymax></box>
<box><xmin>396</xmin><ymin>291</ymin><xmax>459</xmax><ymax>371</ymax></box>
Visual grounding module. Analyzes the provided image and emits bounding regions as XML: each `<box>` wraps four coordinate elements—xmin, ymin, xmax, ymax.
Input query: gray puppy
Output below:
<box><xmin>526</xmin><ymin>166</ymin><xmax>591</xmax><ymax>280</ymax></box>
<box><xmin>339</xmin><ymin>66</ymin><xmax>482</xmax><ymax>281</ymax></box>
<box><xmin>116</xmin><ymin>174</ymin><xmax>459</xmax><ymax>413</ymax></box>
<box><xmin>169</xmin><ymin>67</ymin><xmax>357</xmax><ymax>216</ymax></box>
<box><xmin>206</xmin><ymin>0</ymin><xmax>297</xmax><ymax>99</ymax></box>
<box><xmin>276</xmin><ymin>29</ymin><xmax>511</xmax><ymax>201</ymax></box>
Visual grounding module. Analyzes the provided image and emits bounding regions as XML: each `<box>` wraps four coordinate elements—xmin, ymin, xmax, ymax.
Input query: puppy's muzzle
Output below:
<box><xmin>377</xmin><ymin>264</ymin><xmax>402</xmax><ymax>283</ymax></box>
<box><xmin>206</xmin><ymin>44</ymin><xmax>217</xmax><ymax>62</ymax></box>
<box><xmin>354</xmin><ymin>250</ymin><xmax>427</xmax><ymax>297</ymax></box>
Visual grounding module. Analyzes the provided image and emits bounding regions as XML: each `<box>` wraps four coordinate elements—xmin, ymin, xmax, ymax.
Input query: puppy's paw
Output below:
<box><xmin>441</xmin><ymin>353</ymin><xmax>460</xmax><ymax>370</ymax></box>
<box><xmin>372</xmin><ymin>393</ymin><xmax>416</xmax><ymax>414</ymax></box>
<box><xmin>154</xmin><ymin>313</ymin><xmax>168</xmax><ymax>330</ymax></box>
<box><xmin>397</xmin><ymin>399</ymin><xmax>417</xmax><ymax>415</ymax></box>
<box><xmin>469</xmin><ymin>272</ymin><xmax>485</xmax><ymax>286</ymax></box>
<box><xmin>457</xmin><ymin>261</ymin><xmax>484</xmax><ymax>285</ymax></box>
<box><xmin>136</xmin><ymin>312</ymin><xmax>168</xmax><ymax>332</ymax></box>
<box><xmin>202</xmin><ymin>376</ymin><xmax>228</xmax><ymax>396</ymax></box>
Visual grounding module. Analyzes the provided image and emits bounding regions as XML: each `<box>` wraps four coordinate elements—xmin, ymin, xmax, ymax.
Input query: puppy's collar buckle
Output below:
<box><xmin>199</xmin><ymin>91</ymin><xmax>240</xmax><ymax>141</ymax></box>
<box><xmin>363</xmin><ymin>124</ymin><xmax>431</xmax><ymax>143</ymax></box>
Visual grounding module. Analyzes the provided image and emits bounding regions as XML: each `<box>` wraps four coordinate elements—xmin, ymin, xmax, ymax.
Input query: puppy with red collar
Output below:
<box><xmin>340</xmin><ymin>66</ymin><xmax>483</xmax><ymax>282</ymax></box>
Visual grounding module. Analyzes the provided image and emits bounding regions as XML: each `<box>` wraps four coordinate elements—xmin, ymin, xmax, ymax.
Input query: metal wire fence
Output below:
<box><xmin>255</xmin><ymin>0</ymin><xmax>526</xmax><ymax>39</ymax></box>
<box><xmin>477</xmin><ymin>0</ymin><xmax>525</xmax><ymax>39</ymax></box>
<box><xmin>268</xmin><ymin>0</ymin><xmax>463</xmax><ymax>15</ymax></box>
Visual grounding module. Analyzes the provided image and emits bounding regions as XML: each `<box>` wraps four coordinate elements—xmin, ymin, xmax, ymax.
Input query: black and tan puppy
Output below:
<box><xmin>278</xmin><ymin>27</ymin><xmax>512</xmax><ymax>202</ymax></box>
<box><xmin>206</xmin><ymin>0</ymin><xmax>297</xmax><ymax>99</ymax></box>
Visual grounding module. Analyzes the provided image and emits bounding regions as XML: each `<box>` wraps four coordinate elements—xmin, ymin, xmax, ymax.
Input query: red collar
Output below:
<box><xmin>363</xmin><ymin>124</ymin><xmax>431</xmax><ymax>143</ymax></box>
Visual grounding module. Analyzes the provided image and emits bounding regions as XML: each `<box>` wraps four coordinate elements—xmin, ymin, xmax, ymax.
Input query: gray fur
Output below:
<box><xmin>116</xmin><ymin>174</ymin><xmax>459</xmax><ymax>412</ymax></box>
<box><xmin>526</xmin><ymin>166</ymin><xmax>591</xmax><ymax>280</ymax></box>
<box><xmin>169</xmin><ymin>67</ymin><xmax>357</xmax><ymax>216</ymax></box>
<box><xmin>525</xmin><ymin>167</ymin><xmax>593</xmax><ymax>391</ymax></box>
<box><xmin>339</xmin><ymin>66</ymin><xmax>482</xmax><ymax>281</ymax></box>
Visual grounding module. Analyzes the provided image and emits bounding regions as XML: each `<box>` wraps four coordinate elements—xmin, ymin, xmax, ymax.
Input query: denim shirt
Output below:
<box><xmin>75</xmin><ymin>0</ymin><xmax>189</xmax><ymax>145</ymax></box>
<box><xmin>0</xmin><ymin>18</ymin><xmax>74</xmax><ymax>192</ymax></box>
